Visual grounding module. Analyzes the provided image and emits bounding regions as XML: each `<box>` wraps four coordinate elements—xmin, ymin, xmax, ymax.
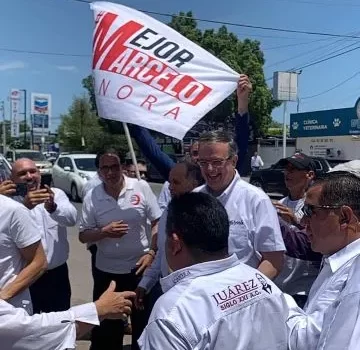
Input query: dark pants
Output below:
<box><xmin>90</xmin><ymin>269</ymin><xmax>149</xmax><ymax>350</ymax></box>
<box><xmin>30</xmin><ymin>263</ymin><xmax>71</xmax><ymax>314</ymax></box>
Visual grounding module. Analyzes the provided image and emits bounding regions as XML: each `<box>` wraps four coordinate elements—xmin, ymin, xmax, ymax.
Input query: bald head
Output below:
<box><xmin>11</xmin><ymin>158</ymin><xmax>41</xmax><ymax>190</ymax></box>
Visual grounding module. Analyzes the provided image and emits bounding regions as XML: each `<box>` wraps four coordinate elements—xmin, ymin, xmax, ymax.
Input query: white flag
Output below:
<box><xmin>91</xmin><ymin>2</ymin><xmax>239</xmax><ymax>140</ymax></box>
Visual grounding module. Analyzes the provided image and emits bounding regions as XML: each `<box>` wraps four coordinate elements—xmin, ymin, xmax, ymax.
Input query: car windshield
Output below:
<box><xmin>74</xmin><ymin>158</ymin><xmax>97</xmax><ymax>171</ymax></box>
<box><xmin>15</xmin><ymin>152</ymin><xmax>46</xmax><ymax>161</ymax></box>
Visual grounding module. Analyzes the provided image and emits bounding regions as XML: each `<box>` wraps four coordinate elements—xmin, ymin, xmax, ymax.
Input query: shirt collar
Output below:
<box><xmin>204</xmin><ymin>170</ymin><xmax>241</xmax><ymax>199</ymax></box>
<box><xmin>160</xmin><ymin>254</ymin><xmax>239</xmax><ymax>293</ymax></box>
<box><xmin>326</xmin><ymin>237</ymin><xmax>360</xmax><ymax>273</ymax></box>
<box><xmin>95</xmin><ymin>175</ymin><xmax>133</xmax><ymax>201</ymax></box>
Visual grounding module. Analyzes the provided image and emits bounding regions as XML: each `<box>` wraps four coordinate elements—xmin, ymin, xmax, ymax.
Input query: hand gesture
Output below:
<box><xmin>135</xmin><ymin>253</ymin><xmax>154</xmax><ymax>276</ymax></box>
<box><xmin>134</xmin><ymin>286</ymin><xmax>146</xmax><ymax>310</ymax></box>
<box><xmin>273</xmin><ymin>202</ymin><xmax>298</xmax><ymax>225</ymax></box>
<box><xmin>43</xmin><ymin>185</ymin><xmax>57</xmax><ymax>213</ymax></box>
<box><xmin>101</xmin><ymin>221</ymin><xmax>129</xmax><ymax>239</ymax></box>
<box><xmin>95</xmin><ymin>281</ymin><xmax>136</xmax><ymax>320</ymax></box>
<box><xmin>0</xmin><ymin>180</ymin><xmax>16</xmax><ymax>196</ymax></box>
<box><xmin>237</xmin><ymin>74</ymin><xmax>252</xmax><ymax>115</ymax></box>
<box><xmin>24</xmin><ymin>188</ymin><xmax>51</xmax><ymax>209</ymax></box>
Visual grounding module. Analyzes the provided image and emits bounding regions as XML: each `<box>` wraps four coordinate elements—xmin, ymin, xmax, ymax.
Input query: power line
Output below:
<box><xmin>68</xmin><ymin>0</ymin><xmax>360</xmax><ymax>40</ymax></box>
<box><xmin>301</xmin><ymin>69</ymin><xmax>360</xmax><ymax>99</ymax></box>
<box><xmin>265</xmin><ymin>44</ymin><xmax>360</xmax><ymax>81</ymax></box>
<box><xmin>0</xmin><ymin>47</ymin><xmax>90</xmax><ymax>57</ymax></box>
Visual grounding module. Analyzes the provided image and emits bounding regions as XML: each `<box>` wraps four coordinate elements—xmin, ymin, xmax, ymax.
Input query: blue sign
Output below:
<box><xmin>290</xmin><ymin>101</ymin><xmax>360</xmax><ymax>138</ymax></box>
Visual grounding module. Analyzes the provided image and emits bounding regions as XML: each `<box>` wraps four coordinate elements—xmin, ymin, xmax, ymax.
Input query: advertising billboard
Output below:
<box><xmin>10</xmin><ymin>89</ymin><xmax>21</xmax><ymax>138</ymax></box>
<box><xmin>31</xmin><ymin>93</ymin><xmax>51</xmax><ymax>133</ymax></box>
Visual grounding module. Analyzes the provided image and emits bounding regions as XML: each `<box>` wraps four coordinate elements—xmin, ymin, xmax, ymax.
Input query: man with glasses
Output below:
<box><xmin>129</xmin><ymin>75</ymin><xmax>252</xmax><ymax>211</ymax></box>
<box><xmin>286</xmin><ymin>171</ymin><xmax>360</xmax><ymax>349</ymax></box>
<box><xmin>79</xmin><ymin>147</ymin><xmax>161</xmax><ymax>350</ymax></box>
<box><xmin>195</xmin><ymin>130</ymin><xmax>285</xmax><ymax>279</ymax></box>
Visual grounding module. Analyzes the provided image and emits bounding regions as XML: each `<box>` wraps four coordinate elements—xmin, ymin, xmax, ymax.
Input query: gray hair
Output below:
<box><xmin>314</xmin><ymin>171</ymin><xmax>360</xmax><ymax>217</ymax></box>
<box><xmin>198</xmin><ymin>130</ymin><xmax>238</xmax><ymax>158</ymax></box>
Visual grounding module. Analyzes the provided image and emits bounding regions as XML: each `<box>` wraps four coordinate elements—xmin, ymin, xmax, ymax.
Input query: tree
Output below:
<box><xmin>57</xmin><ymin>96</ymin><xmax>133</xmax><ymax>158</ymax></box>
<box><xmin>82</xmin><ymin>12</ymin><xmax>280</xmax><ymax>137</ymax></box>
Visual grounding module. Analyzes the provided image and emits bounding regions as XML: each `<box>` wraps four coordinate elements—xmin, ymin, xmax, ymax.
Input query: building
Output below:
<box><xmin>290</xmin><ymin>98</ymin><xmax>360</xmax><ymax>162</ymax></box>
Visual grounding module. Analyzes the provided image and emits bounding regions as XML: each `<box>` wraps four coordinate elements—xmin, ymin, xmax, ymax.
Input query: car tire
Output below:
<box><xmin>71</xmin><ymin>183</ymin><xmax>80</xmax><ymax>202</ymax></box>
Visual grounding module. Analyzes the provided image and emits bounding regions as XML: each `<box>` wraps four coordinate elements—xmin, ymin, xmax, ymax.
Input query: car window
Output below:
<box><xmin>74</xmin><ymin>158</ymin><xmax>97</xmax><ymax>171</ymax></box>
<box><xmin>313</xmin><ymin>160</ymin><xmax>323</xmax><ymax>171</ymax></box>
<box><xmin>6</xmin><ymin>151</ymin><xmax>12</xmax><ymax>160</ymax></box>
<box><xmin>57</xmin><ymin>157</ymin><xmax>64</xmax><ymax>168</ymax></box>
<box><xmin>63</xmin><ymin>157</ymin><xmax>73</xmax><ymax>170</ymax></box>
<box><xmin>0</xmin><ymin>157</ymin><xmax>11</xmax><ymax>181</ymax></box>
<box><xmin>15</xmin><ymin>151</ymin><xmax>46</xmax><ymax>161</ymax></box>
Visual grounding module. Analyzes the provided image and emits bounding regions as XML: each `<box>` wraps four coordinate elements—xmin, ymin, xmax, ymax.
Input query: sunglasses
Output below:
<box><xmin>302</xmin><ymin>203</ymin><xmax>342</xmax><ymax>218</ymax></box>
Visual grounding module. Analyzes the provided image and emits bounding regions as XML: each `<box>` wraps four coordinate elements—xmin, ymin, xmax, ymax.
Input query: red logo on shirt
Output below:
<box><xmin>130</xmin><ymin>194</ymin><xmax>141</xmax><ymax>206</ymax></box>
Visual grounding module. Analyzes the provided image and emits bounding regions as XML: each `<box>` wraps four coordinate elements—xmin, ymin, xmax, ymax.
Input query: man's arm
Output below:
<box><xmin>258</xmin><ymin>251</ymin><xmax>284</xmax><ymax>280</ymax></box>
<box><xmin>128</xmin><ymin>125</ymin><xmax>175</xmax><ymax>181</ymax></box>
<box><xmin>0</xmin><ymin>282</ymin><xmax>135</xmax><ymax>350</ymax></box>
<box><xmin>46</xmin><ymin>188</ymin><xmax>78</xmax><ymax>227</ymax></box>
<box><xmin>0</xmin><ymin>241</ymin><xmax>47</xmax><ymax>301</ymax></box>
<box><xmin>235</xmin><ymin>74</ymin><xmax>252</xmax><ymax>173</ymax></box>
<box><xmin>254</xmin><ymin>197</ymin><xmax>286</xmax><ymax>279</ymax></box>
<box><xmin>280</xmin><ymin>222</ymin><xmax>323</xmax><ymax>262</ymax></box>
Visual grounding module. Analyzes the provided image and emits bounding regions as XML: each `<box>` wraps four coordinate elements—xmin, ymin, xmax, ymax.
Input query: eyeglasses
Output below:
<box><xmin>100</xmin><ymin>164</ymin><xmax>120</xmax><ymax>173</ymax></box>
<box><xmin>198</xmin><ymin>157</ymin><xmax>231</xmax><ymax>169</ymax></box>
<box><xmin>303</xmin><ymin>203</ymin><xmax>342</xmax><ymax>218</ymax></box>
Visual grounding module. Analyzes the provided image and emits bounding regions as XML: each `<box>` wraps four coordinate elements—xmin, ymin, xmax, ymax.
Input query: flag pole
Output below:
<box><xmin>122</xmin><ymin>122</ymin><xmax>141</xmax><ymax>180</ymax></box>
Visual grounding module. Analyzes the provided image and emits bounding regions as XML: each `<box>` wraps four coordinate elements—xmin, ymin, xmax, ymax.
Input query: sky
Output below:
<box><xmin>1</xmin><ymin>0</ymin><xmax>360</xmax><ymax>132</ymax></box>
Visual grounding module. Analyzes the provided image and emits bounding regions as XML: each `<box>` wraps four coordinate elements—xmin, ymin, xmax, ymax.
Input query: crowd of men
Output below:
<box><xmin>1</xmin><ymin>75</ymin><xmax>360</xmax><ymax>349</ymax></box>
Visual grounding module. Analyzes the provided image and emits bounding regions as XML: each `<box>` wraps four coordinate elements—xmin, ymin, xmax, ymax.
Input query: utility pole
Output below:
<box><xmin>0</xmin><ymin>101</ymin><xmax>6</xmax><ymax>153</ymax></box>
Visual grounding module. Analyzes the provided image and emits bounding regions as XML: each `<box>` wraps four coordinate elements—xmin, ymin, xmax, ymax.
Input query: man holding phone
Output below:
<box><xmin>10</xmin><ymin>158</ymin><xmax>78</xmax><ymax>314</ymax></box>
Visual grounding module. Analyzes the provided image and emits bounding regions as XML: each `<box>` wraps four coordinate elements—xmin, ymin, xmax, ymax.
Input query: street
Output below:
<box><xmin>69</xmin><ymin>182</ymin><xmax>163</xmax><ymax>349</ymax></box>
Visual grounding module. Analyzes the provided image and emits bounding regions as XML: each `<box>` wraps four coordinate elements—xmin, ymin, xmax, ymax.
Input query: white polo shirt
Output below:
<box><xmin>27</xmin><ymin>188</ymin><xmax>77</xmax><ymax>270</ymax></box>
<box><xmin>138</xmin><ymin>254</ymin><xmax>288</xmax><ymax>349</ymax></box>
<box><xmin>79</xmin><ymin>176</ymin><xmax>162</xmax><ymax>274</ymax></box>
<box><xmin>194</xmin><ymin>171</ymin><xmax>285</xmax><ymax>268</ymax></box>
<box><xmin>0</xmin><ymin>300</ymin><xmax>99</xmax><ymax>350</ymax></box>
<box><xmin>157</xmin><ymin>181</ymin><xmax>171</xmax><ymax>213</ymax></box>
<box><xmin>0</xmin><ymin>195</ymin><xmax>41</xmax><ymax>313</ymax></box>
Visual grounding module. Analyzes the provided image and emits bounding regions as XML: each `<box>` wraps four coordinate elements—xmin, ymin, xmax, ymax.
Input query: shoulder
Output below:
<box><xmin>233</xmin><ymin>179</ymin><xmax>269</xmax><ymax>201</ymax></box>
<box><xmin>51</xmin><ymin>187</ymin><xmax>67</xmax><ymax>197</ymax></box>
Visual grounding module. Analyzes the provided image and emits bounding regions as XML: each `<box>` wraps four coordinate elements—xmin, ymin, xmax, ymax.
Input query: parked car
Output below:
<box><xmin>52</xmin><ymin>153</ymin><xmax>97</xmax><ymax>201</ymax></box>
<box><xmin>249</xmin><ymin>157</ymin><xmax>332</xmax><ymax>196</ymax></box>
<box><xmin>0</xmin><ymin>154</ymin><xmax>12</xmax><ymax>181</ymax></box>
<box><xmin>5</xmin><ymin>149</ymin><xmax>53</xmax><ymax>186</ymax></box>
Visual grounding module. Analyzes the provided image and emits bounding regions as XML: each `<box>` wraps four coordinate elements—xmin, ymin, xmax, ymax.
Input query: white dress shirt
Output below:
<box><xmin>79</xmin><ymin>177</ymin><xmax>162</xmax><ymax>274</ymax></box>
<box><xmin>29</xmin><ymin>188</ymin><xmax>77</xmax><ymax>269</ymax></box>
<box><xmin>317</xmin><ymin>253</ymin><xmax>360</xmax><ymax>349</ymax></box>
<box><xmin>0</xmin><ymin>300</ymin><xmax>99</xmax><ymax>350</ymax></box>
<box><xmin>194</xmin><ymin>171</ymin><xmax>285</xmax><ymax>268</ymax></box>
<box><xmin>0</xmin><ymin>195</ymin><xmax>41</xmax><ymax>314</ymax></box>
<box><xmin>157</xmin><ymin>181</ymin><xmax>171</xmax><ymax>213</ymax></box>
<box><xmin>287</xmin><ymin>237</ymin><xmax>360</xmax><ymax>350</ymax></box>
<box><xmin>138</xmin><ymin>209</ymin><xmax>168</xmax><ymax>291</ymax></box>
<box><xmin>275</xmin><ymin>197</ymin><xmax>320</xmax><ymax>296</ymax></box>
<box><xmin>138</xmin><ymin>254</ymin><xmax>288</xmax><ymax>350</ymax></box>
<box><xmin>251</xmin><ymin>155</ymin><xmax>264</xmax><ymax>168</ymax></box>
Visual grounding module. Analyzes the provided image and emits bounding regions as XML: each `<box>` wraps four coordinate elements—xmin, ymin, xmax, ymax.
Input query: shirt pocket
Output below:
<box><xmin>228</xmin><ymin>221</ymin><xmax>251</xmax><ymax>261</ymax></box>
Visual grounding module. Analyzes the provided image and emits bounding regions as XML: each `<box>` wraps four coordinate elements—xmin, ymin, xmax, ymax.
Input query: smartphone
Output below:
<box><xmin>14</xmin><ymin>183</ymin><xmax>28</xmax><ymax>197</ymax></box>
